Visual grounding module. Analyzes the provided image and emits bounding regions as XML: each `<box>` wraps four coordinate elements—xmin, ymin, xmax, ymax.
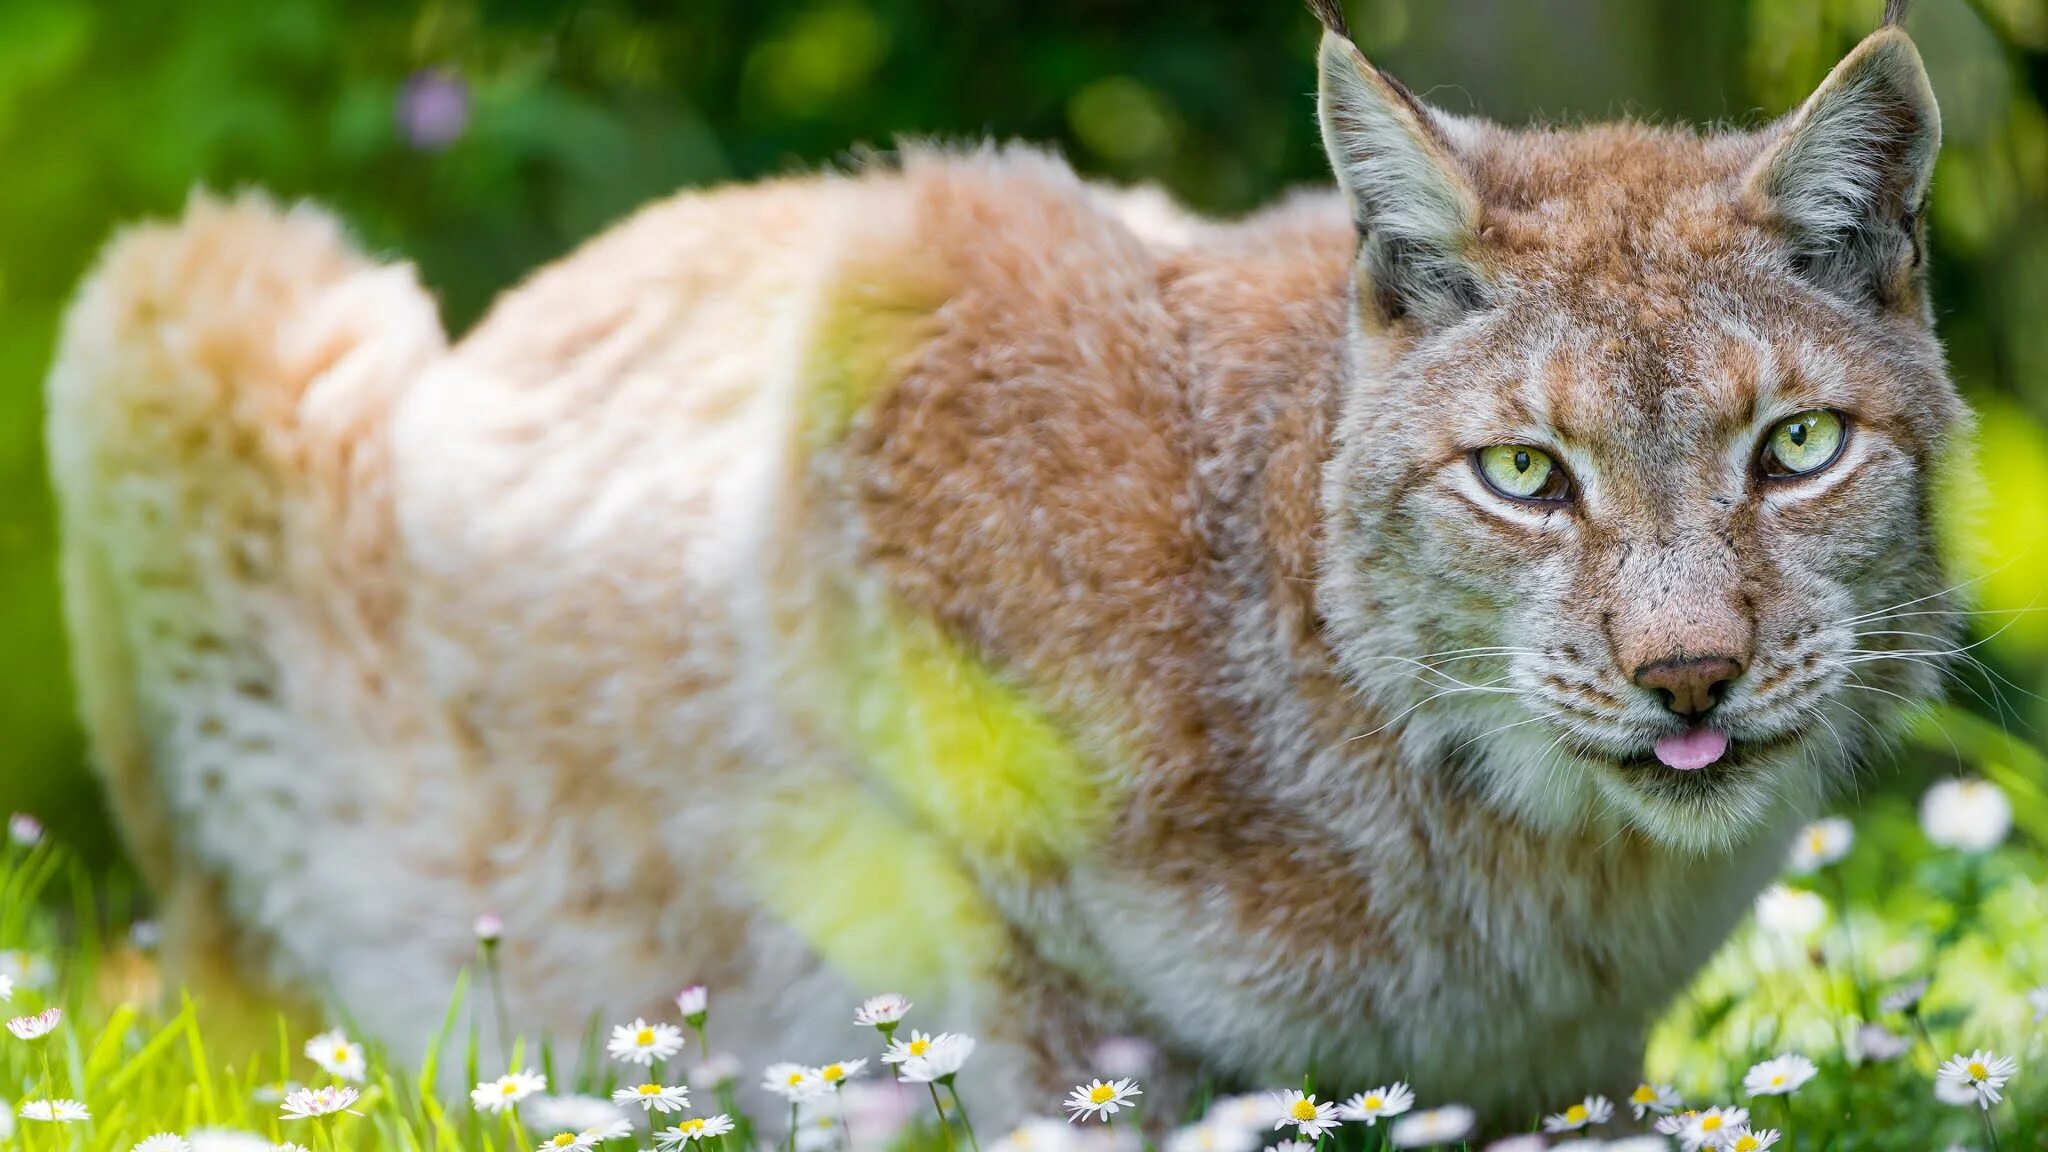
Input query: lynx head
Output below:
<box><xmin>1308</xmin><ymin>2</ymin><xmax>1968</xmax><ymax>853</ymax></box>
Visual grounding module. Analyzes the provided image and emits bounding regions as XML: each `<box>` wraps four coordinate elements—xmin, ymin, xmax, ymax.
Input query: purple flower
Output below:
<box><xmin>397</xmin><ymin>69</ymin><xmax>470</xmax><ymax>151</ymax></box>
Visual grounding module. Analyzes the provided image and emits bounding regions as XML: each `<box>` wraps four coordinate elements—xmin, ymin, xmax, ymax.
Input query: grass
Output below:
<box><xmin>2</xmin><ymin>710</ymin><xmax>2046</xmax><ymax>1152</ymax></box>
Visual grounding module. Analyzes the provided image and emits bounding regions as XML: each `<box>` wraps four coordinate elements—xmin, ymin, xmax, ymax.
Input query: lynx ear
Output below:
<box><xmin>1315</xmin><ymin>30</ymin><xmax>1486</xmax><ymax>324</ymax></box>
<box><xmin>1744</xmin><ymin>27</ymin><xmax>1940</xmax><ymax>308</ymax></box>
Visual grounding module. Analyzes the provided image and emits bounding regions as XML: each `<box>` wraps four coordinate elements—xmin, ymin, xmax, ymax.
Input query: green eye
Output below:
<box><xmin>1760</xmin><ymin>410</ymin><xmax>1846</xmax><ymax>478</ymax></box>
<box><xmin>1475</xmin><ymin>444</ymin><xmax>1570</xmax><ymax>501</ymax></box>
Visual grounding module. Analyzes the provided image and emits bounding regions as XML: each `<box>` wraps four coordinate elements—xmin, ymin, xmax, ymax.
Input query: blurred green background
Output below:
<box><xmin>0</xmin><ymin>0</ymin><xmax>2044</xmax><ymax>856</ymax></box>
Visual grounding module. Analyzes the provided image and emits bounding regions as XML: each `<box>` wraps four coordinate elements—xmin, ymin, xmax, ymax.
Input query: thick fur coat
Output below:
<box><xmin>46</xmin><ymin>9</ymin><xmax>1962</xmax><ymax>1130</ymax></box>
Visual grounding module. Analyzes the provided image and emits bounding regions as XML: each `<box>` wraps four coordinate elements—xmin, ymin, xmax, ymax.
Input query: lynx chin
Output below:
<box><xmin>45</xmin><ymin>0</ymin><xmax>1963</xmax><ymax>1131</ymax></box>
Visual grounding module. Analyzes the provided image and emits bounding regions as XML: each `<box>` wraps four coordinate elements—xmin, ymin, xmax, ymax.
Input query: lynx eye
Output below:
<box><xmin>1474</xmin><ymin>444</ymin><xmax>1570</xmax><ymax>502</ymax></box>
<box><xmin>1759</xmin><ymin>410</ymin><xmax>1846</xmax><ymax>478</ymax></box>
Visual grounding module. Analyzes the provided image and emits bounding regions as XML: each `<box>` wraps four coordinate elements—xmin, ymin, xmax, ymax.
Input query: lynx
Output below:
<box><xmin>47</xmin><ymin>0</ymin><xmax>1959</xmax><ymax>1129</ymax></box>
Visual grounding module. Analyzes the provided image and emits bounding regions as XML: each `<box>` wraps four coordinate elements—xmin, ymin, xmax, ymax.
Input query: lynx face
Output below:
<box><xmin>1312</xmin><ymin>20</ymin><xmax>1966</xmax><ymax>851</ymax></box>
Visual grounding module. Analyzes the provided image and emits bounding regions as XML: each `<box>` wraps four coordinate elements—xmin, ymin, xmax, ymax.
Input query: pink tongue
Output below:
<box><xmin>1653</xmin><ymin>727</ymin><xmax>1730</xmax><ymax>771</ymax></box>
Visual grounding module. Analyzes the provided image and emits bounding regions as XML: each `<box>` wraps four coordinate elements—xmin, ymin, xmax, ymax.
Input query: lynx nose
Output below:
<box><xmin>1633</xmin><ymin>656</ymin><xmax>1743</xmax><ymax>719</ymax></box>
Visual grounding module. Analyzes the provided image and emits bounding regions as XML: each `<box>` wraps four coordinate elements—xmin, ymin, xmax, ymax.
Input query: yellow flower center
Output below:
<box><xmin>787</xmin><ymin>1073</ymin><xmax>806</xmax><ymax>1086</ymax></box>
<box><xmin>1969</xmin><ymin>1061</ymin><xmax>1989</xmax><ymax>1080</ymax></box>
<box><xmin>1089</xmin><ymin>1085</ymin><xmax>1117</xmax><ymax>1105</ymax></box>
<box><xmin>682</xmin><ymin>1119</ymin><xmax>706</xmax><ymax>1134</ymax></box>
<box><xmin>1565</xmin><ymin>1105</ymin><xmax>1587</xmax><ymax>1124</ymax></box>
<box><xmin>501</xmin><ymin>1083</ymin><xmax>520</xmax><ymax>1096</ymax></box>
<box><xmin>1631</xmin><ymin>1085</ymin><xmax>1655</xmax><ymax>1104</ymax></box>
<box><xmin>638</xmin><ymin>1084</ymin><xmax>662</xmax><ymax>1096</ymax></box>
<box><xmin>1770</xmin><ymin>1074</ymin><xmax>1785</xmax><ymax>1086</ymax></box>
<box><xmin>1289</xmin><ymin>1099</ymin><xmax>1318</xmax><ymax>1122</ymax></box>
<box><xmin>909</xmin><ymin>1039</ymin><xmax>930</xmax><ymax>1056</ymax></box>
<box><xmin>636</xmin><ymin>1027</ymin><xmax>655</xmax><ymax>1046</ymax></box>
<box><xmin>1734</xmin><ymin>1137</ymin><xmax>1759</xmax><ymax>1152</ymax></box>
<box><xmin>548</xmin><ymin>1137</ymin><xmax>578</xmax><ymax>1148</ymax></box>
<box><xmin>1701</xmin><ymin>1117</ymin><xmax>1723</xmax><ymax>1132</ymax></box>
<box><xmin>1807</xmin><ymin>830</ymin><xmax>1825</xmax><ymax>853</ymax></box>
<box><xmin>1363</xmin><ymin>1095</ymin><xmax>1383</xmax><ymax>1110</ymax></box>
<box><xmin>823</xmin><ymin>1064</ymin><xmax>845</xmax><ymax>1082</ymax></box>
<box><xmin>332</xmin><ymin>1046</ymin><xmax>351</xmax><ymax>1062</ymax></box>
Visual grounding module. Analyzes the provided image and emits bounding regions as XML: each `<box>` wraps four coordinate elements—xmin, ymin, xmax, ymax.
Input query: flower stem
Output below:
<box><xmin>481</xmin><ymin>944</ymin><xmax>513</xmax><ymax>1068</ymax></box>
<box><xmin>928</xmin><ymin>1084</ymin><xmax>958</xmax><ymax>1152</ymax></box>
<box><xmin>945</xmin><ymin>1083</ymin><xmax>982</xmax><ymax>1152</ymax></box>
<box><xmin>1981</xmin><ymin>1106</ymin><xmax>2003</xmax><ymax>1152</ymax></box>
<box><xmin>787</xmin><ymin>1102</ymin><xmax>799</xmax><ymax>1152</ymax></box>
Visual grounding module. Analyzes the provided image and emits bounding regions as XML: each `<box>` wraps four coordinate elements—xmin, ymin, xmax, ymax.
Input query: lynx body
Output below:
<box><xmin>47</xmin><ymin>8</ymin><xmax>1960</xmax><ymax>1128</ymax></box>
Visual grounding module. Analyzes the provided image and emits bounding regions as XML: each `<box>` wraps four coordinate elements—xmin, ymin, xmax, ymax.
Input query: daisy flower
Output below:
<box><xmin>1270</xmin><ymin>1091</ymin><xmax>1340</xmax><ymax>1140</ymax></box>
<box><xmin>612</xmin><ymin>1083</ymin><xmax>689</xmax><ymax>1113</ymax></box>
<box><xmin>1264</xmin><ymin>1143</ymin><xmax>1315</xmax><ymax>1152</ymax></box>
<box><xmin>1542</xmin><ymin>1095</ymin><xmax>1612</xmax><ymax>1133</ymax></box>
<box><xmin>1727</xmin><ymin>1129</ymin><xmax>1780</xmax><ymax>1152</ymax></box>
<box><xmin>1606</xmin><ymin>1139</ymin><xmax>1677</xmax><ymax>1152</ymax></box>
<box><xmin>473</xmin><ymin>914</ymin><xmax>504</xmax><ymax>944</ymax></box>
<box><xmin>1786</xmin><ymin>817</ymin><xmax>1852</xmax><ymax>873</ymax></box>
<box><xmin>1388</xmin><ymin>1105</ymin><xmax>1474</xmax><ymax>1148</ymax></box>
<box><xmin>854</xmin><ymin>994</ymin><xmax>913</xmax><ymax>1032</ymax></box>
<box><xmin>897</xmin><ymin>1033</ymin><xmax>976</xmax><ymax>1085</ymax></box>
<box><xmin>607</xmin><ymin>1019</ymin><xmax>685</xmax><ymax>1066</ymax></box>
<box><xmin>1208</xmin><ymin>1094</ymin><xmax>1286</xmax><ymax>1130</ymax></box>
<box><xmin>1880</xmin><ymin>979</ymin><xmax>1929</xmax><ymax>1015</ymax></box>
<box><xmin>1482</xmin><ymin>1138</ymin><xmax>1547</xmax><ymax>1152</ymax></box>
<box><xmin>882</xmin><ymin>1029</ymin><xmax>941</xmax><ymax>1064</ymax></box>
<box><xmin>304</xmin><ymin>1029</ymin><xmax>367</xmax><ymax>1083</ymax></box>
<box><xmin>1742</xmin><ymin>1054</ymin><xmax>1816</xmax><ymax>1097</ymax></box>
<box><xmin>1921</xmin><ymin>778</ymin><xmax>2011</xmax><ymax>852</ymax></box>
<box><xmin>676</xmin><ymin>986</ymin><xmax>709</xmax><ymax>1026</ymax></box>
<box><xmin>1627</xmin><ymin>1082</ymin><xmax>1681</xmax><ymax>1119</ymax></box>
<box><xmin>537</xmin><ymin>1121</ymin><xmax>634</xmax><ymax>1151</ymax></box>
<box><xmin>1337</xmin><ymin>1083</ymin><xmax>1414</xmax><ymax>1125</ymax></box>
<box><xmin>133</xmin><ymin>1136</ymin><xmax>194</xmax><ymax>1152</ymax></box>
<box><xmin>1936</xmin><ymin>1050</ymin><xmax>2018</xmax><ymax>1108</ymax></box>
<box><xmin>1752</xmin><ymin>885</ymin><xmax>1826</xmax><ymax>938</ymax></box>
<box><xmin>655</xmin><ymin>1114</ymin><xmax>736</xmax><ymax>1148</ymax></box>
<box><xmin>20</xmin><ymin>1099</ymin><xmax>89</xmax><ymax>1122</ymax></box>
<box><xmin>1064</xmin><ymin>1078</ymin><xmax>1142</xmax><ymax>1122</ymax></box>
<box><xmin>1673</xmin><ymin>1106</ymin><xmax>1747</xmax><ymax>1152</ymax></box>
<box><xmin>1851</xmin><ymin>1024</ymin><xmax>1909</xmax><ymax>1064</ymax></box>
<box><xmin>279</xmin><ymin>1086</ymin><xmax>361</xmax><ymax>1121</ymax></box>
<box><xmin>472</xmin><ymin>1070</ymin><xmax>549</xmax><ymax>1113</ymax></box>
<box><xmin>8</xmin><ymin>1007</ymin><xmax>60</xmax><ymax>1040</ymax></box>
<box><xmin>765</xmin><ymin>1063</ymin><xmax>825</xmax><ymax>1102</ymax></box>
<box><xmin>818</xmin><ymin>1058</ymin><xmax>868</xmax><ymax>1089</ymax></box>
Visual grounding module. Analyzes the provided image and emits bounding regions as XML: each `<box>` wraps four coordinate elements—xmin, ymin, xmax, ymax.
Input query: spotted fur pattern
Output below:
<box><xmin>46</xmin><ymin>14</ymin><xmax>1962</xmax><ymax>1131</ymax></box>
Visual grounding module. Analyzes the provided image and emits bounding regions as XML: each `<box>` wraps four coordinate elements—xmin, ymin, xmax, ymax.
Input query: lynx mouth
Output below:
<box><xmin>1604</xmin><ymin>730</ymin><xmax>1802</xmax><ymax>790</ymax></box>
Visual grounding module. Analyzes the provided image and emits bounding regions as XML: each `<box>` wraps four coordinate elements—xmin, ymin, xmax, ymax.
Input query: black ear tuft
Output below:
<box><xmin>1304</xmin><ymin>0</ymin><xmax>1351</xmax><ymax>40</ymax></box>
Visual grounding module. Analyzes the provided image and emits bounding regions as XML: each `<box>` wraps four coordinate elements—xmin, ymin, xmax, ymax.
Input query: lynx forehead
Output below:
<box><xmin>47</xmin><ymin>1</ymin><xmax>1959</xmax><ymax>1132</ymax></box>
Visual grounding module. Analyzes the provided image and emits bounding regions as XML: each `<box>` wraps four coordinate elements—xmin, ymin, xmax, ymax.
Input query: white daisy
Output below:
<box><xmin>896</xmin><ymin>1033</ymin><xmax>975</xmax><ymax>1084</ymax></box>
<box><xmin>1627</xmin><ymin>1082</ymin><xmax>1681</xmax><ymax>1119</ymax></box>
<box><xmin>304</xmin><ymin>1029</ymin><xmax>367</xmax><ymax>1083</ymax></box>
<box><xmin>765</xmin><ymin>1062</ymin><xmax>825</xmax><ymax>1102</ymax></box>
<box><xmin>1727</xmin><ymin>1129</ymin><xmax>1779</xmax><ymax>1152</ymax></box>
<box><xmin>0</xmin><ymin>952</ymin><xmax>52</xmax><ymax>989</ymax></box>
<box><xmin>1550</xmin><ymin>1142</ymin><xmax>1604</xmax><ymax>1152</ymax></box>
<box><xmin>881</xmin><ymin>1029</ymin><xmax>941</xmax><ymax>1064</ymax></box>
<box><xmin>1935</xmin><ymin>1076</ymin><xmax>1981</xmax><ymax>1106</ymax></box>
<box><xmin>7</xmin><ymin>1007</ymin><xmax>60</xmax><ymax>1040</ymax></box>
<box><xmin>1752</xmin><ymin>885</ymin><xmax>1826</xmax><ymax>938</ymax></box>
<box><xmin>1936</xmin><ymin>1049</ymin><xmax>2018</xmax><ymax>1108</ymax></box>
<box><xmin>853</xmin><ymin>994</ymin><xmax>913</xmax><ymax>1030</ymax></box>
<box><xmin>998</xmin><ymin>1117</ymin><xmax>1082</xmax><ymax>1152</ymax></box>
<box><xmin>20</xmin><ymin>1099</ymin><xmax>89</xmax><ymax>1122</ymax></box>
<box><xmin>1851</xmin><ymin>1023</ymin><xmax>1909</xmax><ymax>1064</ymax></box>
<box><xmin>8</xmin><ymin>814</ymin><xmax>42</xmax><ymax>847</ymax></box>
<box><xmin>1742</xmin><ymin>1054</ymin><xmax>1816</xmax><ymax>1097</ymax></box>
<box><xmin>279</xmin><ymin>1086</ymin><xmax>360</xmax><ymax>1120</ymax></box>
<box><xmin>1543</xmin><ymin>1095</ymin><xmax>1612</xmax><ymax>1132</ymax></box>
<box><xmin>1921</xmin><ymin>778</ymin><xmax>2012</xmax><ymax>852</ymax></box>
<box><xmin>1675</xmin><ymin>1106</ymin><xmax>1748</xmax><ymax>1152</ymax></box>
<box><xmin>473</xmin><ymin>914</ymin><xmax>504</xmax><ymax>943</ymax></box>
<box><xmin>0</xmin><ymin>1100</ymin><xmax>11</xmax><ymax>1141</ymax></box>
<box><xmin>537</xmin><ymin>1121</ymin><xmax>634</xmax><ymax>1151</ymax></box>
<box><xmin>1482</xmin><ymin>1137</ymin><xmax>1548</xmax><ymax>1152</ymax></box>
<box><xmin>1208</xmin><ymin>1094</ymin><xmax>1286</xmax><ymax>1130</ymax></box>
<box><xmin>1264</xmin><ymin>1142</ymin><xmax>1314</xmax><ymax>1152</ymax></box>
<box><xmin>133</xmin><ymin>1136</ymin><xmax>194</xmax><ymax>1152</ymax></box>
<box><xmin>612</xmin><ymin>1083</ymin><xmax>690</xmax><ymax>1113</ymax></box>
<box><xmin>472</xmin><ymin>1070</ymin><xmax>549</xmax><ymax>1113</ymax></box>
<box><xmin>1337</xmin><ymin>1083</ymin><xmax>1414</xmax><ymax>1125</ymax></box>
<box><xmin>817</xmin><ymin>1058</ymin><xmax>868</xmax><ymax>1088</ymax></box>
<box><xmin>1786</xmin><ymin>817</ymin><xmax>1853</xmax><ymax>873</ymax></box>
<box><xmin>1064</xmin><ymin>1078</ymin><xmax>1142</xmax><ymax>1122</ymax></box>
<box><xmin>1879</xmin><ymin>979</ymin><xmax>1929</xmax><ymax>1015</ymax></box>
<box><xmin>1388</xmin><ymin>1105</ymin><xmax>1474</xmax><ymax>1148</ymax></box>
<box><xmin>676</xmin><ymin>986</ymin><xmax>709</xmax><ymax>1025</ymax></box>
<box><xmin>1270</xmin><ymin>1091</ymin><xmax>1340</xmax><ymax>1140</ymax></box>
<box><xmin>1168</xmin><ymin>1119</ymin><xmax>1260</xmax><ymax>1152</ymax></box>
<box><xmin>655</xmin><ymin>1114</ymin><xmax>736</xmax><ymax>1148</ymax></box>
<box><xmin>1605</xmin><ymin>1139</ymin><xmax>1675</xmax><ymax>1152</ymax></box>
<box><xmin>607</xmin><ymin>1019</ymin><xmax>685</xmax><ymax>1066</ymax></box>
